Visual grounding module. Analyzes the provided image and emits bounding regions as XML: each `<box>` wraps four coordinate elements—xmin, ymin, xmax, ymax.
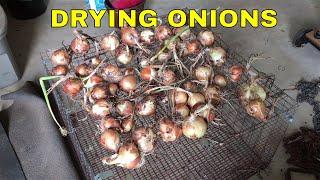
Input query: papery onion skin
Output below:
<box><xmin>132</xmin><ymin>127</ymin><xmax>156</xmax><ymax>153</ymax></box>
<box><xmin>86</xmin><ymin>75</ymin><xmax>104</xmax><ymax>88</ymax></box>
<box><xmin>121</xmin><ymin>27</ymin><xmax>139</xmax><ymax>46</ymax></box>
<box><xmin>100</xmin><ymin>117</ymin><xmax>121</xmax><ymax>131</ymax></box>
<box><xmin>187</xmin><ymin>93</ymin><xmax>206</xmax><ymax>108</ymax></box>
<box><xmin>182</xmin><ymin>116</ymin><xmax>208</xmax><ymax>140</ymax></box>
<box><xmin>175</xmin><ymin>104</ymin><xmax>190</xmax><ymax>118</ymax></box>
<box><xmin>194</xmin><ymin>104</ymin><xmax>216</xmax><ymax>122</ymax></box>
<box><xmin>159</xmin><ymin>118</ymin><xmax>182</xmax><ymax>142</ymax></box>
<box><xmin>183</xmin><ymin>81</ymin><xmax>197</xmax><ymax>92</ymax></box>
<box><xmin>121</xmin><ymin>117</ymin><xmax>135</xmax><ymax>133</ymax></box>
<box><xmin>115</xmin><ymin>45</ymin><xmax>133</xmax><ymax>65</ymax></box>
<box><xmin>140</xmin><ymin>29</ymin><xmax>155</xmax><ymax>45</ymax></box>
<box><xmin>51</xmin><ymin>49</ymin><xmax>71</xmax><ymax>66</ymax></box>
<box><xmin>91</xmin><ymin>85</ymin><xmax>108</xmax><ymax>100</ymax></box>
<box><xmin>52</xmin><ymin>65</ymin><xmax>69</xmax><ymax>76</ymax></box>
<box><xmin>100</xmin><ymin>129</ymin><xmax>120</xmax><ymax>152</ymax></box>
<box><xmin>185</xmin><ymin>40</ymin><xmax>201</xmax><ymax>55</ymax></box>
<box><xmin>91</xmin><ymin>56</ymin><xmax>102</xmax><ymax>67</ymax></box>
<box><xmin>116</xmin><ymin>100</ymin><xmax>134</xmax><ymax>117</ymax></box>
<box><xmin>198</xmin><ymin>30</ymin><xmax>215</xmax><ymax>46</ymax></box>
<box><xmin>209</xmin><ymin>47</ymin><xmax>227</xmax><ymax>67</ymax></box>
<box><xmin>140</xmin><ymin>66</ymin><xmax>157</xmax><ymax>81</ymax></box>
<box><xmin>214</xmin><ymin>74</ymin><xmax>227</xmax><ymax>87</ymax></box>
<box><xmin>136</xmin><ymin>96</ymin><xmax>156</xmax><ymax>116</ymax></box>
<box><xmin>75</xmin><ymin>64</ymin><xmax>92</xmax><ymax>77</ymax></box>
<box><xmin>103</xmin><ymin>64</ymin><xmax>123</xmax><ymax>83</ymax></box>
<box><xmin>91</xmin><ymin>99</ymin><xmax>112</xmax><ymax>117</ymax></box>
<box><xmin>174</xmin><ymin>27</ymin><xmax>191</xmax><ymax>41</ymax></box>
<box><xmin>158</xmin><ymin>50</ymin><xmax>172</xmax><ymax>62</ymax></box>
<box><xmin>245</xmin><ymin>99</ymin><xmax>268</xmax><ymax>122</ymax></box>
<box><xmin>161</xmin><ymin>69</ymin><xmax>176</xmax><ymax>85</ymax></box>
<box><xmin>230</xmin><ymin>65</ymin><xmax>244</xmax><ymax>82</ymax></box>
<box><xmin>119</xmin><ymin>75</ymin><xmax>137</xmax><ymax>93</ymax></box>
<box><xmin>172</xmin><ymin>90</ymin><xmax>188</xmax><ymax>105</ymax></box>
<box><xmin>204</xmin><ymin>86</ymin><xmax>222</xmax><ymax>105</ymax></box>
<box><xmin>155</xmin><ymin>25</ymin><xmax>172</xmax><ymax>41</ymax></box>
<box><xmin>71</xmin><ymin>37</ymin><xmax>90</xmax><ymax>54</ymax></box>
<box><xmin>239</xmin><ymin>83</ymin><xmax>267</xmax><ymax>103</ymax></box>
<box><xmin>195</xmin><ymin>66</ymin><xmax>213</xmax><ymax>82</ymax></box>
<box><xmin>108</xmin><ymin>83</ymin><xmax>118</xmax><ymax>96</ymax></box>
<box><xmin>100</xmin><ymin>35</ymin><xmax>120</xmax><ymax>51</ymax></box>
<box><xmin>63</xmin><ymin>78</ymin><xmax>83</xmax><ymax>97</ymax></box>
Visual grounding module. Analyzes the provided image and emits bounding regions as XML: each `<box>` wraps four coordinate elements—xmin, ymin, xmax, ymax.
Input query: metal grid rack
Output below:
<box><xmin>41</xmin><ymin>28</ymin><xmax>298</xmax><ymax>180</ymax></box>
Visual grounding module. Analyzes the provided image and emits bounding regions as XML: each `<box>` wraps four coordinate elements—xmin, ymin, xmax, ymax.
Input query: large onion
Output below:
<box><xmin>245</xmin><ymin>99</ymin><xmax>268</xmax><ymax>121</ymax></box>
<box><xmin>102</xmin><ymin>143</ymin><xmax>142</xmax><ymax>169</ymax></box>
<box><xmin>172</xmin><ymin>90</ymin><xmax>188</xmax><ymax>105</ymax></box>
<box><xmin>182</xmin><ymin>115</ymin><xmax>208</xmax><ymax>139</ymax></box>
<box><xmin>115</xmin><ymin>45</ymin><xmax>133</xmax><ymax>65</ymax></box>
<box><xmin>195</xmin><ymin>66</ymin><xmax>213</xmax><ymax>82</ymax></box>
<box><xmin>119</xmin><ymin>75</ymin><xmax>137</xmax><ymax>93</ymax></box>
<box><xmin>100</xmin><ymin>117</ymin><xmax>121</xmax><ymax>131</ymax></box>
<box><xmin>159</xmin><ymin>118</ymin><xmax>182</xmax><ymax>142</ymax></box>
<box><xmin>91</xmin><ymin>99</ymin><xmax>112</xmax><ymax>117</ymax></box>
<box><xmin>86</xmin><ymin>75</ymin><xmax>103</xmax><ymax>88</ymax></box>
<box><xmin>132</xmin><ymin>127</ymin><xmax>156</xmax><ymax>153</ymax></box>
<box><xmin>100</xmin><ymin>34</ymin><xmax>120</xmax><ymax>51</ymax></box>
<box><xmin>155</xmin><ymin>25</ymin><xmax>172</xmax><ymax>41</ymax></box>
<box><xmin>198</xmin><ymin>30</ymin><xmax>215</xmax><ymax>46</ymax></box>
<box><xmin>103</xmin><ymin>64</ymin><xmax>123</xmax><ymax>83</ymax></box>
<box><xmin>116</xmin><ymin>100</ymin><xmax>134</xmax><ymax>117</ymax></box>
<box><xmin>187</xmin><ymin>93</ymin><xmax>205</xmax><ymax>108</ymax></box>
<box><xmin>51</xmin><ymin>49</ymin><xmax>70</xmax><ymax>66</ymax></box>
<box><xmin>63</xmin><ymin>78</ymin><xmax>83</xmax><ymax>97</ymax></box>
<box><xmin>136</xmin><ymin>96</ymin><xmax>156</xmax><ymax>116</ymax></box>
<box><xmin>209</xmin><ymin>47</ymin><xmax>227</xmax><ymax>67</ymax></box>
<box><xmin>100</xmin><ymin>129</ymin><xmax>120</xmax><ymax>152</ymax></box>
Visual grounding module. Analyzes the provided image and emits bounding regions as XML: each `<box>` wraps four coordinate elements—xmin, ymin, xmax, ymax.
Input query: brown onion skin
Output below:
<box><xmin>87</xmin><ymin>75</ymin><xmax>104</xmax><ymax>88</ymax></box>
<box><xmin>195</xmin><ymin>66</ymin><xmax>213</xmax><ymax>82</ymax></box>
<box><xmin>132</xmin><ymin>127</ymin><xmax>156</xmax><ymax>153</ymax></box>
<box><xmin>108</xmin><ymin>83</ymin><xmax>118</xmax><ymax>96</ymax></box>
<box><xmin>140</xmin><ymin>29</ymin><xmax>155</xmax><ymax>45</ymax></box>
<box><xmin>161</xmin><ymin>69</ymin><xmax>176</xmax><ymax>85</ymax></box>
<box><xmin>52</xmin><ymin>65</ymin><xmax>69</xmax><ymax>76</ymax></box>
<box><xmin>75</xmin><ymin>64</ymin><xmax>92</xmax><ymax>77</ymax></box>
<box><xmin>115</xmin><ymin>45</ymin><xmax>133</xmax><ymax>65</ymax></box>
<box><xmin>103</xmin><ymin>64</ymin><xmax>123</xmax><ymax>83</ymax></box>
<box><xmin>63</xmin><ymin>78</ymin><xmax>83</xmax><ymax>97</ymax></box>
<box><xmin>71</xmin><ymin>37</ymin><xmax>90</xmax><ymax>54</ymax></box>
<box><xmin>140</xmin><ymin>66</ymin><xmax>156</xmax><ymax>81</ymax></box>
<box><xmin>174</xmin><ymin>27</ymin><xmax>191</xmax><ymax>41</ymax></box>
<box><xmin>185</xmin><ymin>40</ymin><xmax>201</xmax><ymax>55</ymax></box>
<box><xmin>91</xmin><ymin>56</ymin><xmax>102</xmax><ymax>67</ymax></box>
<box><xmin>172</xmin><ymin>90</ymin><xmax>188</xmax><ymax>105</ymax></box>
<box><xmin>116</xmin><ymin>100</ymin><xmax>134</xmax><ymax>117</ymax></box>
<box><xmin>91</xmin><ymin>99</ymin><xmax>112</xmax><ymax>117</ymax></box>
<box><xmin>198</xmin><ymin>30</ymin><xmax>215</xmax><ymax>46</ymax></box>
<box><xmin>51</xmin><ymin>49</ymin><xmax>71</xmax><ymax>66</ymax></box>
<box><xmin>117</xmin><ymin>143</ymin><xmax>141</xmax><ymax>169</ymax></box>
<box><xmin>119</xmin><ymin>75</ymin><xmax>137</xmax><ymax>93</ymax></box>
<box><xmin>204</xmin><ymin>86</ymin><xmax>222</xmax><ymax>105</ymax></box>
<box><xmin>100</xmin><ymin>129</ymin><xmax>120</xmax><ymax>152</ymax></box>
<box><xmin>245</xmin><ymin>99</ymin><xmax>268</xmax><ymax>122</ymax></box>
<box><xmin>175</xmin><ymin>104</ymin><xmax>190</xmax><ymax>118</ymax></box>
<box><xmin>121</xmin><ymin>117</ymin><xmax>135</xmax><ymax>133</ymax></box>
<box><xmin>100</xmin><ymin>117</ymin><xmax>121</xmax><ymax>131</ymax></box>
<box><xmin>183</xmin><ymin>81</ymin><xmax>197</xmax><ymax>92</ymax></box>
<box><xmin>214</xmin><ymin>74</ymin><xmax>227</xmax><ymax>87</ymax></box>
<box><xmin>155</xmin><ymin>25</ymin><xmax>172</xmax><ymax>41</ymax></box>
<box><xmin>159</xmin><ymin>118</ymin><xmax>182</xmax><ymax>142</ymax></box>
<box><xmin>229</xmin><ymin>65</ymin><xmax>244</xmax><ymax>82</ymax></box>
<box><xmin>100</xmin><ymin>34</ymin><xmax>120</xmax><ymax>51</ymax></box>
<box><xmin>136</xmin><ymin>96</ymin><xmax>156</xmax><ymax>116</ymax></box>
<box><xmin>91</xmin><ymin>85</ymin><xmax>108</xmax><ymax>100</ymax></box>
<box><xmin>121</xmin><ymin>27</ymin><xmax>139</xmax><ymax>46</ymax></box>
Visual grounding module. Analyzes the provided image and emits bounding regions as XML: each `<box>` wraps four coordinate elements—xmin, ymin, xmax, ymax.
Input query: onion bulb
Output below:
<box><xmin>198</xmin><ymin>30</ymin><xmax>215</xmax><ymax>46</ymax></box>
<box><xmin>71</xmin><ymin>36</ymin><xmax>90</xmax><ymax>54</ymax></box>
<box><xmin>155</xmin><ymin>25</ymin><xmax>172</xmax><ymax>41</ymax></box>
<box><xmin>195</xmin><ymin>66</ymin><xmax>213</xmax><ymax>82</ymax></box>
<box><xmin>174</xmin><ymin>26</ymin><xmax>191</xmax><ymax>41</ymax></box>
<box><xmin>100</xmin><ymin>34</ymin><xmax>120</xmax><ymax>51</ymax></box>
<box><xmin>63</xmin><ymin>78</ymin><xmax>83</xmax><ymax>97</ymax></box>
<box><xmin>75</xmin><ymin>64</ymin><xmax>92</xmax><ymax>77</ymax></box>
<box><xmin>229</xmin><ymin>65</ymin><xmax>244</xmax><ymax>82</ymax></box>
<box><xmin>140</xmin><ymin>29</ymin><xmax>155</xmax><ymax>45</ymax></box>
<box><xmin>159</xmin><ymin>118</ymin><xmax>182</xmax><ymax>142</ymax></box>
<box><xmin>116</xmin><ymin>100</ymin><xmax>134</xmax><ymax>117</ymax></box>
<box><xmin>124</xmin><ymin>68</ymin><xmax>135</xmax><ymax>76</ymax></box>
<box><xmin>183</xmin><ymin>81</ymin><xmax>197</xmax><ymax>92</ymax></box>
<box><xmin>160</xmin><ymin>69</ymin><xmax>176</xmax><ymax>85</ymax></box>
<box><xmin>100</xmin><ymin>117</ymin><xmax>121</xmax><ymax>131</ymax></box>
<box><xmin>172</xmin><ymin>90</ymin><xmax>188</xmax><ymax>105</ymax></box>
<box><xmin>132</xmin><ymin>127</ymin><xmax>156</xmax><ymax>153</ymax></box>
<box><xmin>52</xmin><ymin>65</ymin><xmax>69</xmax><ymax>76</ymax></box>
<box><xmin>245</xmin><ymin>99</ymin><xmax>268</xmax><ymax>121</ymax></box>
<box><xmin>115</xmin><ymin>45</ymin><xmax>133</xmax><ymax>65</ymax></box>
<box><xmin>103</xmin><ymin>64</ymin><xmax>123</xmax><ymax>83</ymax></box>
<box><xmin>188</xmin><ymin>93</ymin><xmax>205</xmax><ymax>108</ymax></box>
<box><xmin>121</xmin><ymin>27</ymin><xmax>139</xmax><ymax>46</ymax></box>
<box><xmin>108</xmin><ymin>83</ymin><xmax>118</xmax><ymax>96</ymax></box>
<box><xmin>51</xmin><ymin>49</ymin><xmax>70</xmax><ymax>66</ymax></box>
<box><xmin>214</xmin><ymin>75</ymin><xmax>227</xmax><ymax>87</ymax></box>
<box><xmin>194</xmin><ymin>104</ymin><xmax>216</xmax><ymax>122</ymax></box>
<box><xmin>91</xmin><ymin>56</ymin><xmax>102</xmax><ymax>67</ymax></box>
<box><xmin>91</xmin><ymin>85</ymin><xmax>108</xmax><ymax>100</ymax></box>
<box><xmin>182</xmin><ymin>115</ymin><xmax>208</xmax><ymax>139</ymax></box>
<box><xmin>140</xmin><ymin>66</ymin><xmax>157</xmax><ymax>81</ymax></box>
<box><xmin>136</xmin><ymin>96</ymin><xmax>156</xmax><ymax>116</ymax></box>
<box><xmin>158</xmin><ymin>50</ymin><xmax>172</xmax><ymax>62</ymax></box>
<box><xmin>119</xmin><ymin>75</ymin><xmax>137</xmax><ymax>93</ymax></box>
<box><xmin>240</xmin><ymin>82</ymin><xmax>267</xmax><ymax>103</ymax></box>
<box><xmin>91</xmin><ymin>100</ymin><xmax>112</xmax><ymax>117</ymax></box>
<box><xmin>185</xmin><ymin>40</ymin><xmax>201</xmax><ymax>55</ymax></box>
<box><xmin>86</xmin><ymin>75</ymin><xmax>103</xmax><ymax>88</ymax></box>
<box><xmin>175</xmin><ymin>104</ymin><xmax>190</xmax><ymax>118</ymax></box>
<box><xmin>100</xmin><ymin>129</ymin><xmax>120</xmax><ymax>152</ymax></box>
<box><xmin>209</xmin><ymin>47</ymin><xmax>227</xmax><ymax>66</ymax></box>
<box><xmin>121</xmin><ymin>117</ymin><xmax>135</xmax><ymax>133</ymax></box>
<box><xmin>204</xmin><ymin>86</ymin><xmax>222</xmax><ymax>104</ymax></box>
<box><xmin>102</xmin><ymin>143</ymin><xmax>142</xmax><ymax>169</ymax></box>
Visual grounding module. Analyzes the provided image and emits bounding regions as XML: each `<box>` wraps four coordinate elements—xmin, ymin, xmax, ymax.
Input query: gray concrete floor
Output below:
<box><xmin>0</xmin><ymin>0</ymin><xmax>320</xmax><ymax>179</ymax></box>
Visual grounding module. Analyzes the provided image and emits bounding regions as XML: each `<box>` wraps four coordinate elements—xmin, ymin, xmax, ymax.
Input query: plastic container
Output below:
<box><xmin>0</xmin><ymin>5</ymin><xmax>20</xmax><ymax>88</ymax></box>
<box><xmin>7</xmin><ymin>0</ymin><xmax>49</xmax><ymax>20</ymax></box>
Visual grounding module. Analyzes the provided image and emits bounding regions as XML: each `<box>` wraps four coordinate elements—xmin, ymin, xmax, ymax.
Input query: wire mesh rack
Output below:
<box><xmin>41</xmin><ymin>26</ymin><xmax>298</xmax><ymax>180</ymax></box>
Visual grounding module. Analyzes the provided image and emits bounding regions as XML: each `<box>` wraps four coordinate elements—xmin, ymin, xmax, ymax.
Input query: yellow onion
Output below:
<box><xmin>159</xmin><ymin>118</ymin><xmax>182</xmax><ymax>142</ymax></box>
<box><xmin>100</xmin><ymin>129</ymin><xmax>120</xmax><ymax>152</ymax></box>
<box><xmin>132</xmin><ymin>127</ymin><xmax>156</xmax><ymax>153</ymax></box>
<box><xmin>182</xmin><ymin>115</ymin><xmax>208</xmax><ymax>140</ymax></box>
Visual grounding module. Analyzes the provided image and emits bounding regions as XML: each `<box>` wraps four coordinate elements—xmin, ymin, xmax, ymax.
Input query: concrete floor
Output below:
<box><xmin>0</xmin><ymin>0</ymin><xmax>320</xmax><ymax>179</ymax></box>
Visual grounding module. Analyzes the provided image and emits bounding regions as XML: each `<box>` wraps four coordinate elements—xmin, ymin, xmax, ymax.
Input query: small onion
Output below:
<box><xmin>194</xmin><ymin>104</ymin><xmax>216</xmax><ymax>122</ymax></box>
<box><xmin>158</xmin><ymin>50</ymin><xmax>172</xmax><ymax>62</ymax></box>
<box><xmin>182</xmin><ymin>115</ymin><xmax>208</xmax><ymax>140</ymax></box>
<box><xmin>185</xmin><ymin>40</ymin><xmax>201</xmax><ymax>55</ymax></box>
<box><xmin>140</xmin><ymin>29</ymin><xmax>155</xmax><ymax>45</ymax></box>
<box><xmin>121</xmin><ymin>117</ymin><xmax>135</xmax><ymax>133</ymax></box>
<box><xmin>108</xmin><ymin>83</ymin><xmax>118</xmax><ymax>96</ymax></box>
<box><xmin>132</xmin><ymin>127</ymin><xmax>156</xmax><ymax>153</ymax></box>
<box><xmin>160</xmin><ymin>69</ymin><xmax>176</xmax><ymax>85</ymax></box>
<box><xmin>51</xmin><ymin>49</ymin><xmax>70</xmax><ymax>66</ymax></box>
<box><xmin>86</xmin><ymin>75</ymin><xmax>104</xmax><ymax>88</ymax></box>
<box><xmin>159</xmin><ymin>118</ymin><xmax>182</xmax><ymax>142</ymax></box>
<box><xmin>187</xmin><ymin>93</ymin><xmax>205</xmax><ymax>108</ymax></box>
<box><xmin>52</xmin><ymin>65</ymin><xmax>69</xmax><ymax>76</ymax></box>
<box><xmin>70</xmin><ymin>37</ymin><xmax>90</xmax><ymax>54</ymax></box>
<box><xmin>245</xmin><ymin>99</ymin><xmax>268</xmax><ymax>121</ymax></box>
<box><xmin>116</xmin><ymin>100</ymin><xmax>134</xmax><ymax>117</ymax></box>
<box><xmin>172</xmin><ymin>90</ymin><xmax>188</xmax><ymax>105</ymax></box>
<box><xmin>174</xmin><ymin>26</ymin><xmax>191</xmax><ymax>41</ymax></box>
<box><xmin>155</xmin><ymin>25</ymin><xmax>172</xmax><ymax>41</ymax></box>
<box><xmin>214</xmin><ymin>74</ymin><xmax>227</xmax><ymax>87</ymax></box>
<box><xmin>121</xmin><ymin>27</ymin><xmax>139</xmax><ymax>46</ymax></box>
<box><xmin>204</xmin><ymin>86</ymin><xmax>222</xmax><ymax>104</ymax></box>
<box><xmin>140</xmin><ymin>66</ymin><xmax>157</xmax><ymax>81</ymax></box>
<box><xmin>100</xmin><ymin>129</ymin><xmax>120</xmax><ymax>152</ymax></box>
<box><xmin>100</xmin><ymin>117</ymin><xmax>121</xmax><ymax>131</ymax></box>
<box><xmin>136</xmin><ymin>96</ymin><xmax>156</xmax><ymax>116</ymax></box>
<box><xmin>139</xmin><ymin>58</ymin><xmax>150</xmax><ymax>68</ymax></box>
<box><xmin>91</xmin><ymin>99</ymin><xmax>112</xmax><ymax>117</ymax></box>
<box><xmin>102</xmin><ymin>142</ymin><xmax>141</xmax><ymax>169</ymax></box>
<box><xmin>175</xmin><ymin>104</ymin><xmax>190</xmax><ymax>118</ymax></box>
<box><xmin>119</xmin><ymin>75</ymin><xmax>137</xmax><ymax>93</ymax></box>
<box><xmin>183</xmin><ymin>81</ymin><xmax>197</xmax><ymax>92</ymax></box>
<box><xmin>100</xmin><ymin>34</ymin><xmax>120</xmax><ymax>51</ymax></box>
<box><xmin>124</xmin><ymin>68</ymin><xmax>135</xmax><ymax>76</ymax></box>
<box><xmin>75</xmin><ymin>64</ymin><xmax>92</xmax><ymax>77</ymax></box>
<box><xmin>115</xmin><ymin>45</ymin><xmax>133</xmax><ymax>65</ymax></box>
<box><xmin>63</xmin><ymin>78</ymin><xmax>83</xmax><ymax>97</ymax></box>
<box><xmin>209</xmin><ymin>47</ymin><xmax>227</xmax><ymax>66</ymax></box>
<box><xmin>91</xmin><ymin>85</ymin><xmax>108</xmax><ymax>100</ymax></box>
<box><xmin>195</xmin><ymin>66</ymin><xmax>213</xmax><ymax>82</ymax></box>
<box><xmin>198</xmin><ymin>30</ymin><xmax>215</xmax><ymax>46</ymax></box>
<box><xmin>229</xmin><ymin>65</ymin><xmax>244</xmax><ymax>82</ymax></box>
<box><xmin>103</xmin><ymin>64</ymin><xmax>123</xmax><ymax>83</ymax></box>
<box><xmin>91</xmin><ymin>56</ymin><xmax>102</xmax><ymax>67</ymax></box>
